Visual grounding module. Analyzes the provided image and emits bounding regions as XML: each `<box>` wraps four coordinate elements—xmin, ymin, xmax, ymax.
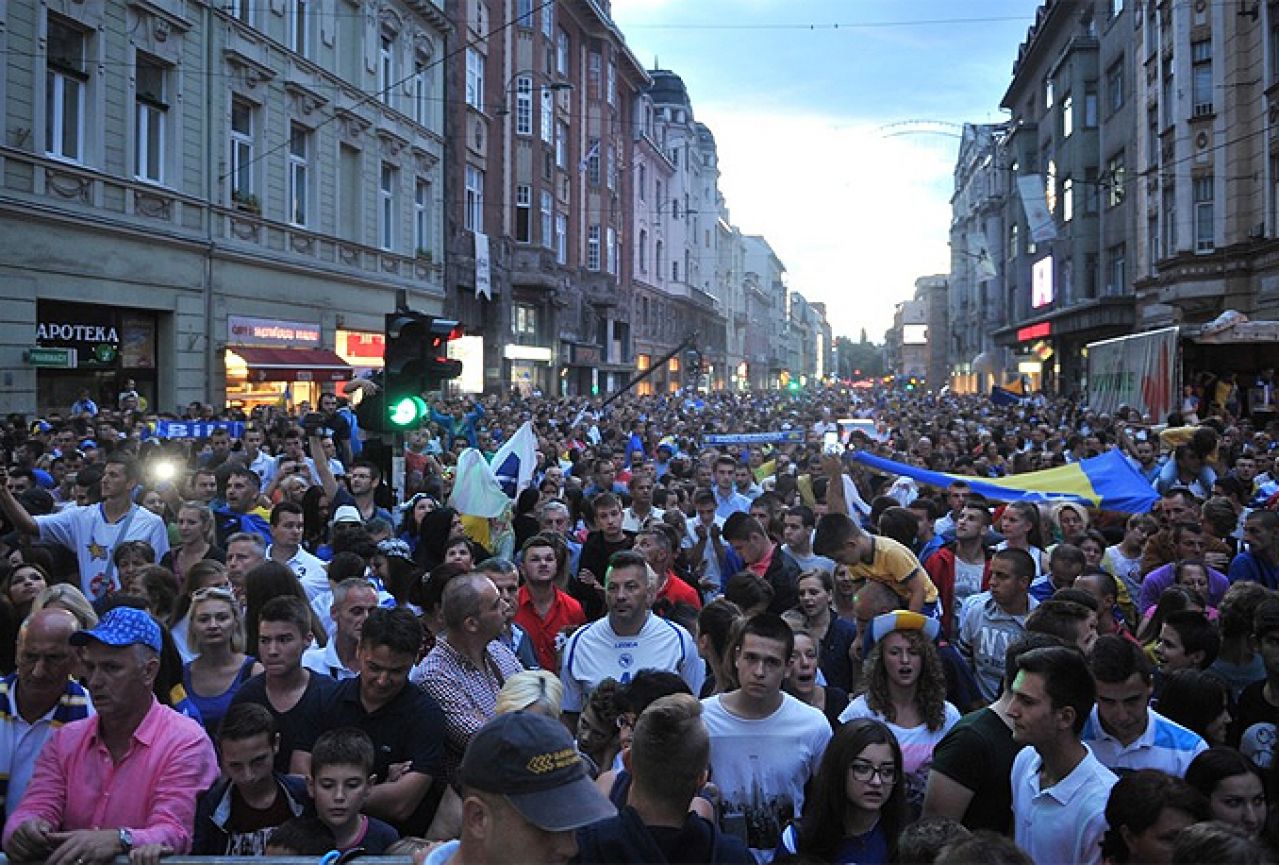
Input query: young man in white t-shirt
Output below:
<box><xmin>701</xmin><ymin>613</ymin><xmax>831</xmax><ymax>862</ymax></box>
<box><xmin>560</xmin><ymin>551</ymin><xmax>702</xmax><ymax>726</ymax></box>
<box><xmin>0</xmin><ymin>456</ymin><xmax>168</xmax><ymax>600</ymax></box>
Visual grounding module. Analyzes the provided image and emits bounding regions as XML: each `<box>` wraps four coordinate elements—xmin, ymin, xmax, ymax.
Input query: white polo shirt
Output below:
<box><xmin>1011</xmin><ymin>743</ymin><xmax>1117</xmax><ymax>865</ymax></box>
<box><xmin>301</xmin><ymin>641</ymin><xmax>359</xmax><ymax>681</ymax></box>
<box><xmin>267</xmin><ymin>543</ymin><xmax>329</xmax><ymax>601</ymax></box>
<box><xmin>559</xmin><ymin>613</ymin><xmax>703</xmax><ymax>712</ymax></box>
<box><xmin>1082</xmin><ymin>706</ymin><xmax>1207</xmax><ymax>777</ymax></box>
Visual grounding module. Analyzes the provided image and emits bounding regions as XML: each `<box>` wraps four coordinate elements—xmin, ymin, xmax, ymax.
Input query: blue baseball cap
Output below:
<box><xmin>70</xmin><ymin>607</ymin><xmax>162</xmax><ymax>654</ymax></box>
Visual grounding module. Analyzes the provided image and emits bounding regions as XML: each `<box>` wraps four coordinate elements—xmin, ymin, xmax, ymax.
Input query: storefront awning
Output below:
<box><xmin>226</xmin><ymin>347</ymin><xmax>353</xmax><ymax>382</ymax></box>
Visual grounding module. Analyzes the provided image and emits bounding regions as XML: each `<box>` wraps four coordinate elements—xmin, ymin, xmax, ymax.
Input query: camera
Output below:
<box><xmin>301</xmin><ymin>412</ymin><xmax>332</xmax><ymax>438</ymax></box>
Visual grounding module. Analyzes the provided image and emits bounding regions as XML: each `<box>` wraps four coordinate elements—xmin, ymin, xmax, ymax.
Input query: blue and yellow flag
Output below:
<box><xmin>849</xmin><ymin>448</ymin><xmax>1158</xmax><ymax>514</ymax></box>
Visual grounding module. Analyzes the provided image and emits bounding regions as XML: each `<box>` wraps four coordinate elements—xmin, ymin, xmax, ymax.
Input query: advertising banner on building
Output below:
<box><xmin>1086</xmin><ymin>327</ymin><xmax>1179</xmax><ymax>420</ymax></box>
<box><xmin>1016</xmin><ymin>175</ymin><xmax>1058</xmax><ymax>244</ymax></box>
<box><xmin>474</xmin><ymin>233</ymin><xmax>492</xmax><ymax>300</ymax></box>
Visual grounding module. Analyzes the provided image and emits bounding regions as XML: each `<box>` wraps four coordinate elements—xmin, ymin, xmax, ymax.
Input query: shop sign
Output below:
<box><xmin>1017</xmin><ymin>322</ymin><xmax>1052</xmax><ymax>342</ymax></box>
<box><xmin>228</xmin><ymin>315</ymin><xmax>322</xmax><ymax>347</ymax></box>
<box><xmin>574</xmin><ymin>345</ymin><xmax>601</xmax><ymax>366</ymax></box>
<box><xmin>25</xmin><ymin>347</ymin><xmax>78</xmax><ymax>368</ymax></box>
<box><xmin>503</xmin><ymin>344</ymin><xmax>553</xmax><ymax>362</ymax></box>
<box><xmin>336</xmin><ymin>330</ymin><xmax>386</xmax><ymax>367</ymax></box>
<box><xmin>36</xmin><ymin>303</ymin><xmax>121</xmax><ymax>368</ymax></box>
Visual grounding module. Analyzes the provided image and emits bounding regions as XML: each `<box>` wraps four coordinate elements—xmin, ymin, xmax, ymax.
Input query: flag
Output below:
<box><xmin>967</xmin><ymin>230</ymin><xmax>997</xmax><ymax>278</ymax></box>
<box><xmin>1016</xmin><ymin>174</ymin><xmax>1058</xmax><ymax>244</ymax></box>
<box><xmin>990</xmin><ymin>385</ymin><xmax>1025</xmax><ymax>407</ymax></box>
<box><xmin>848</xmin><ymin>448</ymin><xmax>1159</xmax><ymax>514</ymax></box>
<box><xmin>578</xmin><ymin>139</ymin><xmax>600</xmax><ymax>173</ymax></box>
<box><xmin>490</xmin><ymin>420</ymin><xmax>538</xmax><ymax>497</ymax></box>
<box><xmin>448</xmin><ymin>448</ymin><xmax>510</xmax><ymax>519</ymax></box>
<box><xmin>474</xmin><ymin>232</ymin><xmax>492</xmax><ymax>300</ymax></box>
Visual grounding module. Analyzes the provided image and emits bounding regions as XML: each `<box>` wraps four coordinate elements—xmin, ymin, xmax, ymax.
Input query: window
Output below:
<box><xmin>638</xmin><ymin>228</ymin><xmax>648</xmax><ymax>272</ymax></box>
<box><xmin>414</xmin><ymin>59</ymin><xmax>432</xmax><ymax>127</ymax></box>
<box><xmin>288</xmin><ymin>0</ymin><xmax>308</xmax><ymax>55</ymax></box>
<box><xmin>556</xmin><ymin>29</ymin><xmax>569</xmax><ymax>76</ymax></box>
<box><xmin>1147</xmin><ymin>106</ymin><xmax>1159</xmax><ymax>169</ymax></box>
<box><xmin>540</xmin><ymin>190</ymin><xmax>552</xmax><ymax>249</ymax></box>
<box><xmin>1194</xmin><ymin>176</ymin><xmax>1214</xmax><ymax>252</ymax></box>
<box><xmin>515</xmin><ymin>0</ymin><xmax>533</xmax><ymax>26</ymax></box>
<box><xmin>540</xmin><ymin>87</ymin><xmax>553</xmax><ymax>143</ymax></box>
<box><xmin>1084</xmin><ymin>167</ymin><xmax>1099</xmax><ymax>214</ymax></box>
<box><xmin>514</xmin><ymin>76</ymin><xmax>532</xmax><ymax>135</ymax></box>
<box><xmin>637</xmin><ymin>163</ymin><xmax>646</xmax><ymax>201</ymax></box>
<box><xmin>587</xmin><ymin>225</ymin><xmax>601</xmax><ymax>270</ymax></box>
<box><xmin>465</xmin><ymin>49</ymin><xmax>484</xmax><ymax>110</ymax></box>
<box><xmin>134</xmin><ymin>54</ymin><xmax>167</xmax><ymax>182</ymax></box>
<box><xmin>515</xmin><ymin>184</ymin><xmax>531</xmax><ymax>242</ymax></box>
<box><xmin>1192</xmin><ymin>40</ymin><xmax>1213</xmax><ymax>115</ymax></box>
<box><xmin>232</xmin><ymin>0</ymin><xmax>251</xmax><ymax>24</ymax></box>
<box><xmin>1110</xmin><ymin>0</ymin><xmax>1123</xmax><ymax>17</ymax></box>
<box><xmin>378</xmin><ymin>35</ymin><xmax>395</xmax><ymax>106</ymax></box>
<box><xmin>586</xmin><ymin>138</ymin><xmax>600</xmax><ymax>184</ymax></box>
<box><xmin>465</xmin><ymin>165</ymin><xmax>484</xmax><ymax>232</ymax></box>
<box><xmin>672</xmin><ymin>198</ymin><xmax>680</xmax><ymax>220</ymax></box>
<box><xmin>555</xmin><ymin>122</ymin><xmax>567</xmax><ymax>168</ymax></box>
<box><xmin>379</xmin><ymin>163</ymin><xmax>397</xmax><ymax>250</ymax></box>
<box><xmin>606</xmin><ymin>227</ymin><xmax>617</xmax><ymax>275</ymax></box>
<box><xmin>1107</xmin><ymin>59</ymin><xmax>1124</xmax><ymax>113</ymax></box>
<box><xmin>1106</xmin><ymin>244</ymin><xmax>1126</xmax><ymax>295</ymax></box>
<box><xmin>414</xmin><ymin>179</ymin><xmax>431</xmax><ymax>251</ymax></box>
<box><xmin>672</xmin><ymin>260</ymin><xmax>680</xmax><ymax>282</ymax></box>
<box><xmin>606</xmin><ymin>145</ymin><xmax>616</xmax><ymax>191</ymax></box>
<box><xmin>513</xmin><ymin>303</ymin><xmax>537</xmax><ymax>336</ymax></box>
<box><xmin>1162</xmin><ymin>56</ymin><xmax>1174</xmax><ymax>119</ymax></box>
<box><xmin>288</xmin><ymin>123</ymin><xmax>309</xmax><ymax>226</ymax></box>
<box><xmin>655</xmin><ymin>239</ymin><xmax>664</xmax><ymax>277</ymax></box>
<box><xmin>555</xmin><ymin>213</ymin><xmax>567</xmax><ymax>264</ymax></box>
<box><xmin>1163</xmin><ymin>181</ymin><xmax>1176</xmax><ymax>258</ymax></box>
<box><xmin>229</xmin><ymin>98</ymin><xmax>254</xmax><ymax>199</ymax></box>
<box><xmin>1062</xmin><ymin>177</ymin><xmax>1073</xmax><ymax>222</ymax></box>
<box><xmin>1107</xmin><ymin>150</ymin><xmax>1126</xmax><ymax>206</ymax></box>
<box><xmin>1272</xmin><ymin>22</ymin><xmax>1279</xmax><ymax>86</ymax></box>
<box><xmin>45</xmin><ymin>17</ymin><xmax>86</xmax><ymax>161</ymax></box>
<box><xmin>542</xmin><ymin>1</ymin><xmax>553</xmax><ymax>38</ymax></box>
<box><xmin>1008</xmin><ymin>223</ymin><xmax>1019</xmax><ymax>259</ymax></box>
<box><xmin>1084</xmin><ymin>85</ymin><xmax>1098</xmax><ymax>128</ymax></box>
<box><xmin>1044</xmin><ymin>78</ymin><xmax>1054</xmax><ymax>110</ymax></box>
<box><xmin>1061</xmin><ymin>93</ymin><xmax>1074</xmax><ymax>138</ymax></box>
<box><xmin>606</xmin><ymin>60</ymin><xmax>616</xmax><ymax>106</ymax></box>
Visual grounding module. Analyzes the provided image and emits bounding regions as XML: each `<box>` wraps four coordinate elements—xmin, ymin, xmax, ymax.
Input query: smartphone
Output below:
<box><xmin>823</xmin><ymin>431</ymin><xmax>841</xmax><ymax>455</ymax></box>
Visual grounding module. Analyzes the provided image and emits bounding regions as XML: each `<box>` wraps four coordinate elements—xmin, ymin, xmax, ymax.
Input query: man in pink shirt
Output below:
<box><xmin>3</xmin><ymin>607</ymin><xmax>218</xmax><ymax>865</ymax></box>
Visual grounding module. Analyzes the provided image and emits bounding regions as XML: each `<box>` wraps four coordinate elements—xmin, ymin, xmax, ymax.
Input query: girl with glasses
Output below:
<box><xmin>777</xmin><ymin>718</ymin><xmax>907</xmax><ymax>864</ymax></box>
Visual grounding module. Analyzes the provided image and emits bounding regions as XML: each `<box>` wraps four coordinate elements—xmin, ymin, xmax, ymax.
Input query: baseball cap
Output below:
<box><xmin>69</xmin><ymin>607</ymin><xmax>162</xmax><ymax>654</ymax></box>
<box><xmin>459</xmin><ymin>712</ymin><xmax>616</xmax><ymax>832</ymax></box>
<box><xmin>331</xmin><ymin>505</ymin><xmax>363</xmax><ymax>525</ymax></box>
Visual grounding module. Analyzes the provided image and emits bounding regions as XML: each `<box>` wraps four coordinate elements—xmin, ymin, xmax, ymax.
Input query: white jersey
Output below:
<box><xmin>701</xmin><ymin>693</ymin><xmax>832</xmax><ymax>863</ymax></box>
<box><xmin>560</xmin><ymin>613</ymin><xmax>703</xmax><ymax>712</ymax></box>
<box><xmin>36</xmin><ymin>503</ymin><xmax>170</xmax><ymax>600</ymax></box>
<box><xmin>267</xmin><ymin>544</ymin><xmax>329</xmax><ymax>601</ymax></box>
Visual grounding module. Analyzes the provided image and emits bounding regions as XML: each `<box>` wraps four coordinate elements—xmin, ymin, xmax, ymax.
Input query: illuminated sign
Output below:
<box><xmin>1031</xmin><ymin>256</ymin><xmax>1054</xmax><ymax>308</ymax></box>
<box><xmin>902</xmin><ymin>324</ymin><xmax>928</xmax><ymax>345</ymax></box>
<box><xmin>1017</xmin><ymin>322</ymin><xmax>1052</xmax><ymax>341</ymax></box>
<box><xmin>228</xmin><ymin>315</ymin><xmax>321</xmax><ymax>347</ymax></box>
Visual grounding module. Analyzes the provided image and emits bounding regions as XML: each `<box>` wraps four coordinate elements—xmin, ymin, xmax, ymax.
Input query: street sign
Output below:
<box><xmin>25</xmin><ymin>347</ymin><xmax>78</xmax><ymax>368</ymax></box>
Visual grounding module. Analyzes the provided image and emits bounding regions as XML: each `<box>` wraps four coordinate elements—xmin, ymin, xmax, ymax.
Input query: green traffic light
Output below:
<box><xmin>388</xmin><ymin>395</ymin><xmax>428</xmax><ymax>428</ymax></box>
<box><xmin>787</xmin><ymin>381</ymin><xmax>800</xmax><ymax>393</ymax></box>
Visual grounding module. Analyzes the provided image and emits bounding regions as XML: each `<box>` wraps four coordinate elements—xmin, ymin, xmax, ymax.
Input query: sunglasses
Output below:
<box><xmin>191</xmin><ymin>586</ymin><xmax>235</xmax><ymax>602</ymax></box>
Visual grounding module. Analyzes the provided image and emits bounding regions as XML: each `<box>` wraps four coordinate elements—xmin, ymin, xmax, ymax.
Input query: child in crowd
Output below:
<box><xmin>308</xmin><ymin>727</ymin><xmax>400</xmax><ymax>854</ymax></box>
<box><xmin>264</xmin><ymin>817</ymin><xmax>336</xmax><ymax>857</ymax></box>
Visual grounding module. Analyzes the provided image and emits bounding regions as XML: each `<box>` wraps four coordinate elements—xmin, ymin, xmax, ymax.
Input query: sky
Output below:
<box><xmin>610</xmin><ymin>0</ymin><xmax>1040</xmax><ymax>343</ymax></box>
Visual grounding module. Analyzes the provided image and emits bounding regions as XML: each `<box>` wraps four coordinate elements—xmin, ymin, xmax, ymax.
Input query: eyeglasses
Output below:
<box><xmin>849</xmin><ymin>761</ymin><xmax>897</xmax><ymax>783</ymax></box>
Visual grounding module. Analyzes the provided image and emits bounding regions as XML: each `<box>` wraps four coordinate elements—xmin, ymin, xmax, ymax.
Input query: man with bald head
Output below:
<box><xmin>0</xmin><ymin>610</ymin><xmax>93</xmax><ymax>817</ymax></box>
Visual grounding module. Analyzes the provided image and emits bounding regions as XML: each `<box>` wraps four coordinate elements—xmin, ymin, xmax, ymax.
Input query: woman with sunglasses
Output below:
<box><xmin>776</xmin><ymin>718</ymin><xmax>908</xmax><ymax>864</ymax></box>
<box><xmin>182</xmin><ymin>585</ymin><xmax>261</xmax><ymax>733</ymax></box>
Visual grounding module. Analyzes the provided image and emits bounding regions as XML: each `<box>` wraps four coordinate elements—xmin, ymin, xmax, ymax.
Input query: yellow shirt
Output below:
<box><xmin>846</xmin><ymin>535</ymin><xmax>939</xmax><ymax>604</ymax></box>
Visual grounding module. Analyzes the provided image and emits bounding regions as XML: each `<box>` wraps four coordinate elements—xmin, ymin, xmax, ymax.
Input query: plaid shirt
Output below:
<box><xmin>414</xmin><ymin>637</ymin><xmax>523</xmax><ymax>783</ymax></box>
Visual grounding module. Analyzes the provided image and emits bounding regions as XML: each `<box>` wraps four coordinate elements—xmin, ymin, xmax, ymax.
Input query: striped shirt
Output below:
<box><xmin>0</xmin><ymin>674</ymin><xmax>92</xmax><ymax>817</ymax></box>
<box><xmin>1082</xmin><ymin>706</ymin><xmax>1207</xmax><ymax>777</ymax></box>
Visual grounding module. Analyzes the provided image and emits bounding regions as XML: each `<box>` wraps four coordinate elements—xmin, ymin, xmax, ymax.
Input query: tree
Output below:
<box><xmin>835</xmin><ymin>335</ymin><xmax>883</xmax><ymax>379</ymax></box>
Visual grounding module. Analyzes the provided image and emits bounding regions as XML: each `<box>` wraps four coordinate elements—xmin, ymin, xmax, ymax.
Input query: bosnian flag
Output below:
<box><xmin>490</xmin><ymin>420</ymin><xmax>539</xmax><ymax>497</ymax></box>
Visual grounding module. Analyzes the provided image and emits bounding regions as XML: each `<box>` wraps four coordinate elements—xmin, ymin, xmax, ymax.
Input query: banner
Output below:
<box><xmin>1016</xmin><ymin>174</ymin><xmax>1058</xmax><ymax>244</ymax></box>
<box><xmin>967</xmin><ymin>230</ymin><xmax>997</xmax><ymax>278</ymax></box>
<box><xmin>475</xmin><ymin>232</ymin><xmax>492</xmax><ymax>300</ymax></box>
<box><xmin>154</xmin><ymin>420</ymin><xmax>245</xmax><ymax>439</ymax></box>
<box><xmin>990</xmin><ymin>386</ymin><xmax>1025</xmax><ymax>407</ymax></box>
<box><xmin>702</xmin><ymin>430</ymin><xmax>806</xmax><ymax>446</ymax></box>
<box><xmin>849</xmin><ymin>448</ymin><xmax>1158</xmax><ymax>514</ymax></box>
<box><xmin>1086</xmin><ymin>327</ymin><xmax>1179</xmax><ymax>420</ymax></box>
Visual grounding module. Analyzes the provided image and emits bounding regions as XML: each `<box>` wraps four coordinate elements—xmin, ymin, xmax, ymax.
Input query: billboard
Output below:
<box><xmin>902</xmin><ymin>324</ymin><xmax>928</xmax><ymax>345</ymax></box>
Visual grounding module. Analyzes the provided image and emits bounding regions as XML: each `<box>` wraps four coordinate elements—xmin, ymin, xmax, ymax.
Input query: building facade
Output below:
<box><xmin>3</xmin><ymin>0</ymin><xmax>450</xmax><ymax>415</ymax></box>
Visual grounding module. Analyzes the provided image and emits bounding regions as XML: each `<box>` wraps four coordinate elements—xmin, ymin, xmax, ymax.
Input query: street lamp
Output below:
<box><xmin>495</xmin><ymin>70</ymin><xmax>573</xmax><ymax>117</ymax></box>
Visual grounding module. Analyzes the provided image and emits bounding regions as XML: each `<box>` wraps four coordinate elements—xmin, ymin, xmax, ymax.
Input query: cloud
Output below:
<box><xmin>700</xmin><ymin>106</ymin><xmax>955</xmax><ymax>340</ymax></box>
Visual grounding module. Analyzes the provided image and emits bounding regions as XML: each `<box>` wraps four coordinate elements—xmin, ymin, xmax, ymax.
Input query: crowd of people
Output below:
<box><xmin>0</xmin><ymin>383</ymin><xmax>1277</xmax><ymax>864</ymax></box>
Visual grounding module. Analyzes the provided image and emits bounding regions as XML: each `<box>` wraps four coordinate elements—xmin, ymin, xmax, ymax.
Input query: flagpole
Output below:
<box><xmin>571</xmin><ymin>334</ymin><xmax>699</xmax><ymax>429</ymax></box>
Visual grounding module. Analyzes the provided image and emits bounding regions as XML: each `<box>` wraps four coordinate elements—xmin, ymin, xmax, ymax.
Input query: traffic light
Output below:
<box><xmin>425</xmin><ymin>318</ymin><xmax>465</xmax><ymax>387</ymax></box>
<box><xmin>381</xmin><ymin>311</ymin><xmax>432</xmax><ymax>431</ymax></box>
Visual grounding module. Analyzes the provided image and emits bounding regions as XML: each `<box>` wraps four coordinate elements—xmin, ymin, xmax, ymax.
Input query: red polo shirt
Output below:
<box><xmin>514</xmin><ymin>584</ymin><xmax>586</xmax><ymax>671</ymax></box>
<box><xmin>657</xmin><ymin>570</ymin><xmax>702</xmax><ymax>611</ymax></box>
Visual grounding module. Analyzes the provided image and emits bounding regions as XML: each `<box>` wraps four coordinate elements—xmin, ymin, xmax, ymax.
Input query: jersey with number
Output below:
<box><xmin>37</xmin><ymin>503</ymin><xmax>170</xmax><ymax>600</ymax></box>
<box><xmin>560</xmin><ymin>613</ymin><xmax>703</xmax><ymax>712</ymax></box>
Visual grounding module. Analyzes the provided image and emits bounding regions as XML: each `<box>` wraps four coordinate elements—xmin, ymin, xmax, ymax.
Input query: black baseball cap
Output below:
<box><xmin>459</xmin><ymin>712</ymin><xmax>616</xmax><ymax>832</ymax></box>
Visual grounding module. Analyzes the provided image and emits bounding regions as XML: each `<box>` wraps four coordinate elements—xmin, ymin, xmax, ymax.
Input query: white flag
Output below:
<box><xmin>1016</xmin><ymin>175</ymin><xmax>1057</xmax><ymax>244</ymax></box>
<box><xmin>967</xmin><ymin>230</ymin><xmax>997</xmax><ymax>278</ymax></box>
<box><xmin>490</xmin><ymin>420</ymin><xmax>538</xmax><ymax>497</ymax></box>
<box><xmin>474</xmin><ymin>232</ymin><xmax>492</xmax><ymax>300</ymax></box>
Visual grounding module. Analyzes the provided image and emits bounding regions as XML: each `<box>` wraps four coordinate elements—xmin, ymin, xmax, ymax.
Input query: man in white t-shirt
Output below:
<box><xmin>701</xmin><ymin>613</ymin><xmax>831</xmax><ymax>862</ymax></box>
<box><xmin>0</xmin><ymin>457</ymin><xmax>168</xmax><ymax>601</ymax></box>
<box><xmin>266</xmin><ymin>502</ymin><xmax>328</xmax><ymax>600</ymax></box>
<box><xmin>560</xmin><ymin>551</ymin><xmax>702</xmax><ymax>726</ymax></box>
<box><xmin>1007</xmin><ymin>644</ymin><xmax>1117</xmax><ymax>865</ymax></box>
